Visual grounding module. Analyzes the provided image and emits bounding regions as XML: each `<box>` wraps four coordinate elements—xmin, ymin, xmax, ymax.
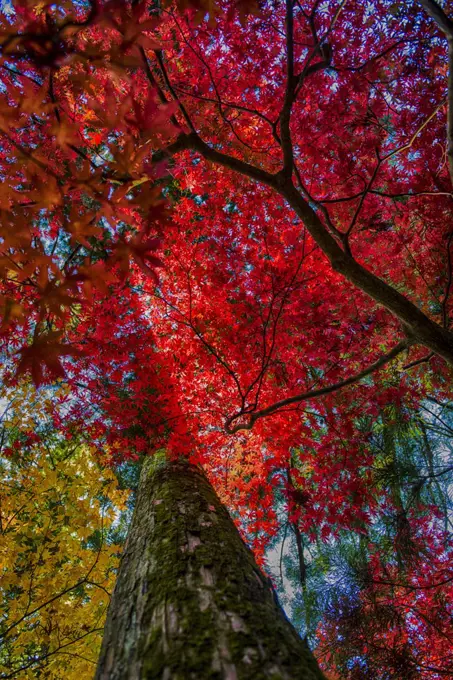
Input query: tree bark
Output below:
<box><xmin>95</xmin><ymin>455</ymin><xmax>326</xmax><ymax>680</ymax></box>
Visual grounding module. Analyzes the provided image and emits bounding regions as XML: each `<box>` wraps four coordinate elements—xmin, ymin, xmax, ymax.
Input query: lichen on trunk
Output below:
<box><xmin>95</xmin><ymin>455</ymin><xmax>326</xmax><ymax>679</ymax></box>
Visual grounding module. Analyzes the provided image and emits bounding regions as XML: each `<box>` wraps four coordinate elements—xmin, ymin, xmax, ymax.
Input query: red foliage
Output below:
<box><xmin>1</xmin><ymin>1</ymin><xmax>453</xmax><ymax>676</ymax></box>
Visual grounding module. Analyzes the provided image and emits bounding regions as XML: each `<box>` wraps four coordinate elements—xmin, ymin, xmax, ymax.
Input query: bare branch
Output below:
<box><xmin>403</xmin><ymin>352</ymin><xmax>435</xmax><ymax>370</ymax></box>
<box><xmin>154</xmin><ymin>49</ymin><xmax>196</xmax><ymax>133</ymax></box>
<box><xmin>184</xmin><ymin>132</ymin><xmax>279</xmax><ymax>188</ymax></box>
<box><xmin>344</xmin><ymin>154</ymin><xmax>381</xmax><ymax>251</ymax></box>
<box><xmin>381</xmin><ymin>100</ymin><xmax>446</xmax><ymax>164</ymax></box>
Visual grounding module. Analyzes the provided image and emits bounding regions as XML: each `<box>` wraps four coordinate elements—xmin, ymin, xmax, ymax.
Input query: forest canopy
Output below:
<box><xmin>1</xmin><ymin>0</ymin><xmax>453</xmax><ymax>678</ymax></box>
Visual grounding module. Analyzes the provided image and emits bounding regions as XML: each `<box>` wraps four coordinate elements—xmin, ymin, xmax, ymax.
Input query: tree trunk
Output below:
<box><xmin>95</xmin><ymin>456</ymin><xmax>326</xmax><ymax>679</ymax></box>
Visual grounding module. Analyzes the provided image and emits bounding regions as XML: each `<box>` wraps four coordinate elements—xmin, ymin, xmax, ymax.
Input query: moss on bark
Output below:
<box><xmin>95</xmin><ymin>456</ymin><xmax>327</xmax><ymax>679</ymax></box>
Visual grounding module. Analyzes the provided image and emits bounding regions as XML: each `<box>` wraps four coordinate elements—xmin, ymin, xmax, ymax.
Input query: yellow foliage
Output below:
<box><xmin>0</xmin><ymin>382</ymin><xmax>129</xmax><ymax>679</ymax></box>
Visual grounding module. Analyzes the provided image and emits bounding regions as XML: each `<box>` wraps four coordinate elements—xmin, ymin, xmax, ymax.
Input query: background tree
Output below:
<box><xmin>0</xmin><ymin>379</ymin><xmax>128</xmax><ymax>679</ymax></box>
<box><xmin>274</xmin><ymin>403</ymin><xmax>453</xmax><ymax>678</ymax></box>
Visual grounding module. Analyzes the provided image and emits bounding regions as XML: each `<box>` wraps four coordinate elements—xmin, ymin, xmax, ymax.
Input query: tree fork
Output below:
<box><xmin>282</xmin><ymin>184</ymin><xmax>453</xmax><ymax>365</ymax></box>
<box><xmin>174</xmin><ymin>132</ymin><xmax>453</xmax><ymax>367</ymax></box>
<box><xmin>95</xmin><ymin>455</ymin><xmax>326</xmax><ymax>680</ymax></box>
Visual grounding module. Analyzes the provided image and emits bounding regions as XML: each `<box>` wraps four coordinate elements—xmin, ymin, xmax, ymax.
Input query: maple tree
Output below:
<box><xmin>1</xmin><ymin>0</ymin><xmax>453</xmax><ymax>677</ymax></box>
<box><xmin>0</xmin><ymin>380</ymin><xmax>128</xmax><ymax>679</ymax></box>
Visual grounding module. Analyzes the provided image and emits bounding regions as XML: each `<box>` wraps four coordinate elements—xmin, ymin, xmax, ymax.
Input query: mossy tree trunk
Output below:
<box><xmin>95</xmin><ymin>456</ymin><xmax>326</xmax><ymax>680</ymax></box>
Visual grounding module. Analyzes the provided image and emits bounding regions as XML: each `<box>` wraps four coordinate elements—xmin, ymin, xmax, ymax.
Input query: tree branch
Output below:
<box><xmin>225</xmin><ymin>340</ymin><xmax>409</xmax><ymax>433</ymax></box>
<box><xmin>418</xmin><ymin>0</ymin><xmax>453</xmax><ymax>37</ymax></box>
<box><xmin>184</xmin><ymin>132</ymin><xmax>279</xmax><ymax>188</ymax></box>
<box><xmin>418</xmin><ymin>0</ymin><xmax>453</xmax><ymax>185</ymax></box>
<box><xmin>160</xmin><ymin>127</ymin><xmax>453</xmax><ymax>366</ymax></box>
<box><xmin>283</xmin><ymin>182</ymin><xmax>453</xmax><ymax>366</ymax></box>
<box><xmin>154</xmin><ymin>49</ymin><xmax>196</xmax><ymax>133</ymax></box>
<box><xmin>280</xmin><ymin>0</ymin><xmax>296</xmax><ymax>175</ymax></box>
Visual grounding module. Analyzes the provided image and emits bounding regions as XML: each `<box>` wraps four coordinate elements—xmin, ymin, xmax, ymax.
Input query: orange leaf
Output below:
<box><xmin>15</xmin><ymin>332</ymin><xmax>85</xmax><ymax>387</ymax></box>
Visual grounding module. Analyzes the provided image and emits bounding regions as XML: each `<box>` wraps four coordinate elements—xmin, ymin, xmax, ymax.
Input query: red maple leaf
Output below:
<box><xmin>15</xmin><ymin>332</ymin><xmax>85</xmax><ymax>387</ymax></box>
